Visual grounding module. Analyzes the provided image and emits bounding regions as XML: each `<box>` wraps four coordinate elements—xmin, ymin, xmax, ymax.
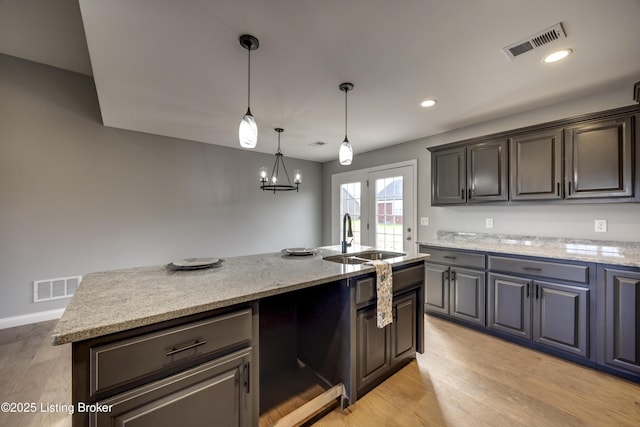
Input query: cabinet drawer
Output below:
<box><xmin>355</xmin><ymin>264</ymin><xmax>424</xmax><ymax>305</ymax></box>
<box><xmin>488</xmin><ymin>256</ymin><xmax>589</xmax><ymax>284</ymax></box>
<box><xmin>420</xmin><ymin>246</ymin><xmax>485</xmax><ymax>269</ymax></box>
<box><xmin>90</xmin><ymin>308</ymin><xmax>252</xmax><ymax>395</ymax></box>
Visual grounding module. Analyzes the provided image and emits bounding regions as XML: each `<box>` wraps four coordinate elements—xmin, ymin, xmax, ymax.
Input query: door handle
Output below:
<box><xmin>166</xmin><ymin>339</ymin><xmax>207</xmax><ymax>356</ymax></box>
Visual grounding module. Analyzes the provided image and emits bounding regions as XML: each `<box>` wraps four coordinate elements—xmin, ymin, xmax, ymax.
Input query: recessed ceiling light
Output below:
<box><xmin>420</xmin><ymin>99</ymin><xmax>437</xmax><ymax>107</ymax></box>
<box><xmin>543</xmin><ymin>49</ymin><xmax>572</xmax><ymax>63</ymax></box>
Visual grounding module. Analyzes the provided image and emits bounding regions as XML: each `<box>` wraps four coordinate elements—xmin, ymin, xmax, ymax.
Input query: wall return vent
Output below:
<box><xmin>503</xmin><ymin>23</ymin><xmax>567</xmax><ymax>60</ymax></box>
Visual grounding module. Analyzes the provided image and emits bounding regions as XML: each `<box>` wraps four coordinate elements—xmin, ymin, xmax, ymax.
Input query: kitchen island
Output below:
<box><xmin>52</xmin><ymin>245</ymin><xmax>428</xmax><ymax>426</ymax></box>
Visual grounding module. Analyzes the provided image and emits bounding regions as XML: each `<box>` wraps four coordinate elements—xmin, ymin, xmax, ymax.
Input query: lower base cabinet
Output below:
<box><xmin>425</xmin><ymin>262</ymin><xmax>486</xmax><ymax>327</ymax></box>
<box><xmin>93</xmin><ymin>349</ymin><xmax>252</xmax><ymax>427</ymax></box>
<box><xmin>488</xmin><ymin>273</ymin><xmax>589</xmax><ymax>357</ymax></box>
<box><xmin>598</xmin><ymin>267</ymin><xmax>640</xmax><ymax>376</ymax></box>
<box><xmin>357</xmin><ymin>292</ymin><xmax>417</xmax><ymax>395</ymax></box>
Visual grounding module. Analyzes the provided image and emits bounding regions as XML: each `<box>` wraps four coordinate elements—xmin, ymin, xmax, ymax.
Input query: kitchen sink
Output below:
<box><xmin>323</xmin><ymin>250</ymin><xmax>405</xmax><ymax>265</ymax></box>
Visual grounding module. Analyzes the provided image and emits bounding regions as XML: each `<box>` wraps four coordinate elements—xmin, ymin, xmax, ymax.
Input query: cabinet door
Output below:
<box><xmin>600</xmin><ymin>268</ymin><xmax>640</xmax><ymax>375</ymax></box>
<box><xmin>357</xmin><ymin>306</ymin><xmax>390</xmax><ymax>393</ymax></box>
<box><xmin>425</xmin><ymin>263</ymin><xmax>449</xmax><ymax>315</ymax></box>
<box><xmin>488</xmin><ymin>274</ymin><xmax>531</xmax><ymax>339</ymax></box>
<box><xmin>510</xmin><ymin>129</ymin><xmax>563</xmax><ymax>201</ymax></box>
<box><xmin>391</xmin><ymin>292</ymin><xmax>417</xmax><ymax>365</ymax></box>
<box><xmin>533</xmin><ymin>281</ymin><xmax>589</xmax><ymax>357</ymax></box>
<box><xmin>467</xmin><ymin>139</ymin><xmax>509</xmax><ymax>202</ymax></box>
<box><xmin>431</xmin><ymin>147</ymin><xmax>466</xmax><ymax>205</ymax></box>
<box><xmin>564</xmin><ymin>116</ymin><xmax>633</xmax><ymax>199</ymax></box>
<box><xmin>94</xmin><ymin>348</ymin><xmax>252</xmax><ymax>427</ymax></box>
<box><xmin>449</xmin><ymin>267</ymin><xmax>486</xmax><ymax>327</ymax></box>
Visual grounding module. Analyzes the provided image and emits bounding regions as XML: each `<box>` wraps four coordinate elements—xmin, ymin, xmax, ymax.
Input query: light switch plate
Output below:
<box><xmin>421</xmin><ymin>217</ymin><xmax>429</xmax><ymax>226</ymax></box>
<box><xmin>485</xmin><ymin>218</ymin><xmax>494</xmax><ymax>229</ymax></box>
<box><xmin>594</xmin><ymin>219</ymin><xmax>607</xmax><ymax>232</ymax></box>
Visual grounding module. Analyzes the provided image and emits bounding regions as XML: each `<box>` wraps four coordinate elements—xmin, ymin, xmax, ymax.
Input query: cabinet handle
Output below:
<box><xmin>166</xmin><ymin>339</ymin><xmax>207</xmax><ymax>356</ymax></box>
<box><xmin>535</xmin><ymin>284</ymin><xmax>540</xmax><ymax>300</ymax></box>
<box><xmin>468</xmin><ymin>188</ymin><xmax>471</xmax><ymax>200</ymax></box>
<box><xmin>526</xmin><ymin>282</ymin><xmax>530</xmax><ymax>298</ymax></box>
<box><xmin>523</xmin><ymin>266</ymin><xmax>542</xmax><ymax>272</ymax></box>
<box><xmin>244</xmin><ymin>362</ymin><xmax>251</xmax><ymax>393</ymax></box>
<box><xmin>557</xmin><ymin>182</ymin><xmax>560</xmax><ymax>196</ymax></box>
<box><xmin>443</xmin><ymin>255</ymin><xmax>457</xmax><ymax>260</ymax></box>
<box><xmin>461</xmin><ymin>189</ymin><xmax>464</xmax><ymax>200</ymax></box>
<box><xmin>451</xmin><ymin>270</ymin><xmax>457</xmax><ymax>281</ymax></box>
<box><xmin>567</xmin><ymin>181</ymin><xmax>572</xmax><ymax>196</ymax></box>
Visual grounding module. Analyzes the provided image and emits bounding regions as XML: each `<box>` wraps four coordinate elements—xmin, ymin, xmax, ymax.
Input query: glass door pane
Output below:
<box><xmin>368</xmin><ymin>165</ymin><xmax>414</xmax><ymax>252</ymax></box>
<box><xmin>375</xmin><ymin>176</ymin><xmax>404</xmax><ymax>251</ymax></box>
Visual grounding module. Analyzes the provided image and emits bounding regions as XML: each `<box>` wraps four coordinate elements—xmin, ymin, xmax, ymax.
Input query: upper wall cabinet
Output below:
<box><xmin>564</xmin><ymin>117</ymin><xmax>633</xmax><ymax>199</ymax></box>
<box><xmin>431</xmin><ymin>146</ymin><xmax>466</xmax><ymax>205</ymax></box>
<box><xmin>428</xmin><ymin>106</ymin><xmax>640</xmax><ymax>206</ymax></box>
<box><xmin>510</xmin><ymin>129</ymin><xmax>563</xmax><ymax>201</ymax></box>
<box><xmin>431</xmin><ymin>139</ymin><xmax>508</xmax><ymax>205</ymax></box>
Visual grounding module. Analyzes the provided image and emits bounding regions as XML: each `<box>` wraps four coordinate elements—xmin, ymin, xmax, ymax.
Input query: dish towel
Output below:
<box><xmin>368</xmin><ymin>260</ymin><xmax>393</xmax><ymax>328</ymax></box>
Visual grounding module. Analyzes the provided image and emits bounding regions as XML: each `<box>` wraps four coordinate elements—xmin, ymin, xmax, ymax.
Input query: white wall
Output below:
<box><xmin>322</xmin><ymin>85</ymin><xmax>640</xmax><ymax>245</ymax></box>
<box><xmin>0</xmin><ymin>54</ymin><xmax>323</xmax><ymax>320</ymax></box>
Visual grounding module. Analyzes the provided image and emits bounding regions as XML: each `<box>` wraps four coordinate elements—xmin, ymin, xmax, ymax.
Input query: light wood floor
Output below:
<box><xmin>1</xmin><ymin>316</ymin><xmax>639</xmax><ymax>426</ymax></box>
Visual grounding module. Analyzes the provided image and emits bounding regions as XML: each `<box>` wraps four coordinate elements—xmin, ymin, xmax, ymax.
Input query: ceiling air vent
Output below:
<box><xmin>503</xmin><ymin>23</ymin><xmax>567</xmax><ymax>60</ymax></box>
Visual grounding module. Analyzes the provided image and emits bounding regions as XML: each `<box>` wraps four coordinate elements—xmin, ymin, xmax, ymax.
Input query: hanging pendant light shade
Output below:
<box><xmin>338</xmin><ymin>82</ymin><xmax>354</xmax><ymax>165</ymax></box>
<box><xmin>239</xmin><ymin>35</ymin><xmax>259</xmax><ymax>148</ymax></box>
<box><xmin>259</xmin><ymin>128</ymin><xmax>301</xmax><ymax>193</ymax></box>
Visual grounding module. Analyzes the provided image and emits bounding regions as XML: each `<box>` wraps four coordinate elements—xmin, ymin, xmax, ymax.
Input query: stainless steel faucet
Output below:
<box><xmin>341</xmin><ymin>213</ymin><xmax>353</xmax><ymax>253</ymax></box>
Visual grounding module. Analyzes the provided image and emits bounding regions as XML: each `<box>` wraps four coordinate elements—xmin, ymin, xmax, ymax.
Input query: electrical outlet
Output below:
<box><xmin>421</xmin><ymin>217</ymin><xmax>429</xmax><ymax>226</ymax></box>
<box><xmin>594</xmin><ymin>219</ymin><xmax>607</xmax><ymax>232</ymax></box>
<box><xmin>485</xmin><ymin>218</ymin><xmax>494</xmax><ymax>229</ymax></box>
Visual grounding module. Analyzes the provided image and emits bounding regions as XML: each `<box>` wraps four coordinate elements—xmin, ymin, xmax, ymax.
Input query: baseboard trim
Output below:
<box><xmin>0</xmin><ymin>308</ymin><xmax>65</xmax><ymax>330</ymax></box>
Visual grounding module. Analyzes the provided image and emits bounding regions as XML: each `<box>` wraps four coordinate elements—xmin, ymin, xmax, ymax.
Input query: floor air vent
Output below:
<box><xmin>503</xmin><ymin>23</ymin><xmax>566</xmax><ymax>60</ymax></box>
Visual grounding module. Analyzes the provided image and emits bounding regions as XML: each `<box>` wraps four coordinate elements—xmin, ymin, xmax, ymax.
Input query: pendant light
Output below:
<box><xmin>260</xmin><ymin>128</ymin><xmax>302</xmax><ymax>193</ymax></box>
<box><xmin>338</xmin><ymin>82</ymin><xmax>354</xmax><ymax>165</ymax></box>
<box><xmin>239</xmin><ymin>34</ymin><xmax>259</xmax><ymax>148</ymax></box>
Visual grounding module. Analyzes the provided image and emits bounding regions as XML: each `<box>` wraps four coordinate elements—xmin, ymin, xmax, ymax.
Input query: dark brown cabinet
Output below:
<box><xmin>564</xmin><ymin>116</ymin><xmax>633</xmax><ymax>199</ymax></box>
<box><xmin>597</xmin><ymin>267</ymin><xmax>640</xmax><ymax>376</ymax></box>
<box><xmin>428</xmin><ymin>106</ymin><xmax>640</xmax><ymax>205</ymax></box>
<box><xmin>467</xmin><ymin>139</ymin><xmax>509</xmax><ymax>202</ymax></box>
<box><xmin>430</xmin><ymin>139</ymin><xmax>508</xmax><ymax>205</ymax></box>
<box><xmin>72</xmin><ymin>307</ymin><xmax>257</xmax><ymax>427</ymax></box>
<box><xmin>431</xmin><ymin>146</ymin><xmax>466</xmax><ymax>204</ymax></box>
<box><xmin>422</xmin><ymin>247</ymin><xmax>486</xmax><ymax>327</ymax></box>
<box><xmin>487</xmin><ymin>256</ymin><xmax>591</xmax><ymax>358</ymax></box>
<box><xmin>510</xmin><ymin>128</ymin><xmax>563</xmax><ymax>201</ymax></box>
<box><xmin>94</xmin><ymin>349</ymin><xmax>252</xmax><ymax>427</ymax></box>
<box><xmin>488</xmin><ymin>273</ymin><xmax>589</xmax><ymax>357</ymax></box>
<box><xmin>356</xmin><ymin>291</ymin><xmax>417</xmax><ymax>395</ymax></box>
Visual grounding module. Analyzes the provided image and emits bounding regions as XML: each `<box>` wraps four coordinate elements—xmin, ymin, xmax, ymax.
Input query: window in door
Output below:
<box><xmin>332</xmin><ymin>161</ymin><xmax>416</xmax><ymax>252</ymax></box>
<box><xmin>375</xmin><ymin>176</ymin><xmax>404</xmax><ymax>251</ymax></box>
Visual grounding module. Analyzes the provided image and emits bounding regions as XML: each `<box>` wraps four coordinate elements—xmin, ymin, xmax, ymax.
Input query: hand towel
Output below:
<box><xmin>368</xmin><ymin>260</ymin><xmax>393</xmax><ymax>328</ymax></box>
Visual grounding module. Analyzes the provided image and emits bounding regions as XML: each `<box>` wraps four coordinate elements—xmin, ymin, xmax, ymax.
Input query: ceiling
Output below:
<box><xmin>2</xmin><ymin>0</ymin><xmax>640</xmax><ymax>162</ymax></box>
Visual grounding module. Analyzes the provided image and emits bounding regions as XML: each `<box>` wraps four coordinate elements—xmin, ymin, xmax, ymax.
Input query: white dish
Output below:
<box><xmin>172</xmin><ymin>257</ymin><xmax>220</xmax><ymax>267</ymax></box>
<box><xmin>282</xmin><ymin>248</ymin><xmax>317</xmax><ymax>256</ymax></box>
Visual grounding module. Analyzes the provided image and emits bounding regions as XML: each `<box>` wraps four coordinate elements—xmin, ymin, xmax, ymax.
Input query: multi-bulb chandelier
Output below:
<box><xmin>260</xmin><ymin>128</ymin><xmax>301</xmax><ymax>192</ymax></box>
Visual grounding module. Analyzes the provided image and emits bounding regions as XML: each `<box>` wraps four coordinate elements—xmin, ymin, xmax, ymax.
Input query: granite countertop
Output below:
<box><xmin>418</xmin><ymin>231</ymin><xmax>640</xmax><ymax>267</ymax></box>
<box><xmin>51</xmin><ymin>245</ymin><xmax>428</xmax><ymax>345</ymax></box>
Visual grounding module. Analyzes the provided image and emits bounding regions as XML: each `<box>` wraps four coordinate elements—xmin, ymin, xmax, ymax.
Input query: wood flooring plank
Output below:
<box><xmin>1</xmin><ymin>316</ymin><xmax>639</xmax><ymax>426</ymax></box>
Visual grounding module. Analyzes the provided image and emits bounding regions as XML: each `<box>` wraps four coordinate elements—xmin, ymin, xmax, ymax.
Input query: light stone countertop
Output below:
<box><xmin>418</xmin><ymin>231</ymin><xmax>640</xmax><ymax>267</ymax></box>
<box><xmin>51</xmin><ymin>245</ymin><xmax>428</xmax><ymax>345</ymax></box>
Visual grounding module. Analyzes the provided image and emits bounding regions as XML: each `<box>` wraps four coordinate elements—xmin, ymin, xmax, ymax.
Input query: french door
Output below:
<box><xmin>332</xmin><ymin>161</ymin><xmax>416</xmax><ymax>252</ymax></box>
